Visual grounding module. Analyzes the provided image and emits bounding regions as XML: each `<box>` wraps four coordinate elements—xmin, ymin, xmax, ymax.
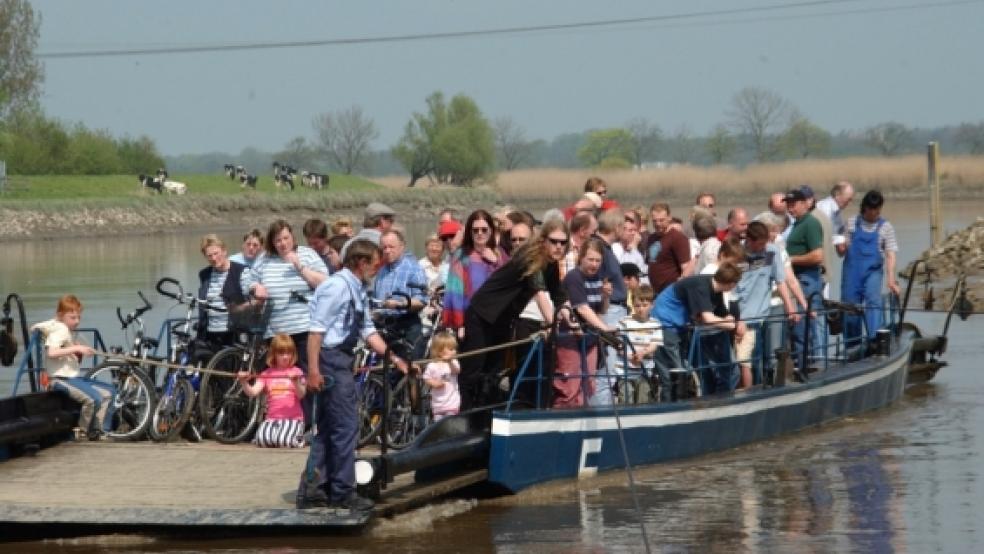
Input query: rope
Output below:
<box><xmin>84</xmin><ymin>348</ymin><xmax>241</xmax><ymax>378</ymax></box>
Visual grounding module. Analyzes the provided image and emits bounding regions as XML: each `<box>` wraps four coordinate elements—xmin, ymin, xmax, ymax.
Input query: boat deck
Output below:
<box><xmin>0</xmin><ymin>439</ymin><xmax>486</xmax><ymax>535</ymax></box>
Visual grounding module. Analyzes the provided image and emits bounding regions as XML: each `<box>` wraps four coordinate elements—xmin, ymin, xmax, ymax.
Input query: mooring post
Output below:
<box><xmin>928</xmin><ymin>142</ymin><xmax>942</xmax><ymax>247</ymax></box>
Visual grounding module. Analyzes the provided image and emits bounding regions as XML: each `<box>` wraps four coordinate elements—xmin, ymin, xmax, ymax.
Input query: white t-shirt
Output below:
<box><xmin>616</xmin><ymin>316</ymin><xmax>663</xmax><ymax>372</ymax></box>
<box><xmin>32</xmin><ymin>319</ymin><xmax>81</xmax><ymax>379</ymax></box>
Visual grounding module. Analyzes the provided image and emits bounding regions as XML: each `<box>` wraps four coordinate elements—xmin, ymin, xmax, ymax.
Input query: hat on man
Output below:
<box><xmin>783</xmin><ymin>189</ymin><xmax>807</xmax><ymax>203</ymax></box>
<box><xmin>798</xmin><ymin>184</ymin><xmax>815</xmax><ymax>199</ymax></box>
<box><xmin>365</xmin><ymin>202</ymin><xmax>396</xmax><ymax>219</ymax></box>
<box><xmin>438</xmin><ymin>219</ymin><xmax>462</xmax><ymax>239</ymax></box>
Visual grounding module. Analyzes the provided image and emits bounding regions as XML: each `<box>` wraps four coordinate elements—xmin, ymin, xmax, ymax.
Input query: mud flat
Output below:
<box><xmin>903</xmin><ymin>218</ymin><xmax>984</xmax><ymax>304</ymax></box>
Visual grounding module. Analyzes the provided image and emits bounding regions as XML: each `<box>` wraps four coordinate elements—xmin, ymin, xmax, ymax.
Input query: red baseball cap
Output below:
<box><xmin>438</xmin><ymin>220</ymin><xmax>462</xmax><ymax>238</ymax></box>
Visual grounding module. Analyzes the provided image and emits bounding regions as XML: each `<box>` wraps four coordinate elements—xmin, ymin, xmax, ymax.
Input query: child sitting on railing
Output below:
<box><xmin>33</xmin><ymin>295</ymin><xmax>114</xmax><ymax>441</ymax></box>
<box><xmin>423</xmin><ymin>332</ymin><xmax>461</xmax><ymax>421</ymax></box>
<box><xmin>238</xmin><ymin>333</ymin><xmax>306</xmax><ymax>448</ymax></box>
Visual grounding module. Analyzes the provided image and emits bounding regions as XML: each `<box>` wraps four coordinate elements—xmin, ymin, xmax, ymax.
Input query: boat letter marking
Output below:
<box><xmin>578</xmin><ymin>438</ymin><xmax>603</xmax><ymax>478</ymax></box>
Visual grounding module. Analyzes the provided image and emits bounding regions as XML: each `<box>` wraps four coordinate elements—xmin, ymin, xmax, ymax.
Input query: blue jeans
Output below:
<box><xmin>312</xmin><ymin>348</ymin><xmax>358</xmax><ymax>503</ymax></box>
<box><xmin>695</xmin><ymin>330</ymin><xmax>737</xmax><ymax>394</ymax></box>
<box><xmin>843</xmin><ymin>268</ymin><xmax>884</xmax><ymax>348</ymax></box>
<box><xmin>653</xmin><ymin>327</ymin><xmax>686</xmax><ymax>402</ymax></box>
<box><xmin>792</xmin><ymin>267</ymin><xmax>823</xmax><ymax>367</ymax></box>
<box><xmin>590</xmin><ymin>304</ymin><xmax>627</xmax><ymax>407</ymax></box>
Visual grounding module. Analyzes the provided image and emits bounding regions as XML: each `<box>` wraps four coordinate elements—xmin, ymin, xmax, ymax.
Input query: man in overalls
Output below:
<box><xmin>841</xmin><ymin>190</ymin><xmax>900</xmax><ymax>349</ymax></box>
<box><xmin>302</xmin><ymin>239</ymin><xmax>408</xmax><ymax>511</ymax></box>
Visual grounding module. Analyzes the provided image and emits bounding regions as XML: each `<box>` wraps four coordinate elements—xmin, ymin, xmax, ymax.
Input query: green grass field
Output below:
<box><xmin>0</xmin><ymin>173</ymin><xmax>382</xmax><ymax>200</ymax></box>
<box><xmin>0</xmin><ymin>173</ymin><xmax>499</xmax><ymax>214</ymax></box>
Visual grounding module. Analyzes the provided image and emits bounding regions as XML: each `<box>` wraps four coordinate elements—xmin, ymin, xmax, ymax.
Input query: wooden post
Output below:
<box><xmin>928</xmin><ymin>142</ymin><xmax>942</xmax><ymax>247</ymax></box>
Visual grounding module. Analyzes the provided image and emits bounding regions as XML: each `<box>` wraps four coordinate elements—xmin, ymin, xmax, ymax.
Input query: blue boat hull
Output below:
<box><xmin>488</xmin><ymin>332</ymin><xmax>912</xmax><ymax>492</ymax></box>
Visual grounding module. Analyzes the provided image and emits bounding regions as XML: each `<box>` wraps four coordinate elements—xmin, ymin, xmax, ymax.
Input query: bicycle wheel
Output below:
<box><xmin>199</xmin><ymin>346</ymin><xmax>262</xmax><ymax>444</ymax></box>
<box><xmin>357</xmin><ymin>373</ymin><xmax>387</xmax><ymax>448</ymax></box>
<box><xmin>86</xmin><ymin>362</ymin><xmax>156</xmax><ymax>441</ymax></box>
<box><xmin>149</xmin><ymin>374</ymin><xmax>195</xmax><ymax>442</ymax></box>
<box><xmin>385</xmin><ymin>376</ymin><xmax>430</xmax><ymax>449</ymax></box>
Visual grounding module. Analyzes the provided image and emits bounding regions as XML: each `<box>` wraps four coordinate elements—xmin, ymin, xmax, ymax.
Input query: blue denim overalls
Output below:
<box><xmin>841</xmin><ymin>217</ymin><xmax>885</xmax><ymax>347</ymax></box>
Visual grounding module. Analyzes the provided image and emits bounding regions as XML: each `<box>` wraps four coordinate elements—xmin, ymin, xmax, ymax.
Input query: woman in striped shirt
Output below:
<box><xmin>242</xmin><ymin>219</ymin><xmax>328</xmax><ymax>371</ymax></box>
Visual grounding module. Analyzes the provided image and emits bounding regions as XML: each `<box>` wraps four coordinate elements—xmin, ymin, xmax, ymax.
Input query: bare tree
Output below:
<box><xmin>0</xmin><ymin>0</ymin><xmax>44</xmax><ymax>119</ymax></box>
<box><xmin>312</xmin><ymin>105</ymin><xmax>379</xmax><ymax>174</ymax></box>
<box><xmin>492</xmin><ymin>116</ymin><xmax>530</xmax><ymax>170</ymax></box>
<box><xmin>626</xmin><ymin>117</ymin><xmax>662</xmax><ymax>167</ymax></box>
<box><xmin>955</xmin><ymin>122</ymin><xmax>984</xmax><ymax>154</ymax></box>
<box><xmin>726</xmin><ymin>86</ymin><xmax>794</xmax><ymax>162</ymax></box>
<box><xmin>864</xmin><ymin>122</ymin><xmax>912</xmax><ymax>156</ymax></box>
<box><xmin>668</xmin><ymin>125</ymin><xmax>698</xmax><ymax>164</ymax></box>
<box><xmin>705</xmin><ymin>124</ymin><xmax>737</xmax><ymax>165</ymax></box>
<box><xmin>275</xmin><ymin>136</ymin><xmax>318</xmax><ymax>169</ymax></box>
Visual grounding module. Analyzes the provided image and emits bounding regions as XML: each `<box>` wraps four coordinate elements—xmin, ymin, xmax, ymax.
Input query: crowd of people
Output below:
<box><xmin>38</xmin><ymin>177</ymin><xmax>900</xmax><ymax>512</ymax></box>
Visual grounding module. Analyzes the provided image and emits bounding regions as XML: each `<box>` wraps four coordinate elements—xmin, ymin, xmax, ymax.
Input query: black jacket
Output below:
<box><xmin>197</xmin><ymin>261</ymin><xmax>247</xmax><ymax>337</ymax></box>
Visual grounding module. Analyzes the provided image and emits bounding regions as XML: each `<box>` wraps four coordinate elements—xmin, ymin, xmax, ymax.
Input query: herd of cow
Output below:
<box><xmin>223</xmin><ymin>162</ymin><xmax>329</xmax><ymax>191</ymax></box>
<box><xmin>136</xmin><ymin>163</ymin><xmax>331</xmax><ymax>195</ymax></box>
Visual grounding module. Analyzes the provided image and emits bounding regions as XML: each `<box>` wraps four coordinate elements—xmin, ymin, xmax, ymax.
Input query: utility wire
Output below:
<box><xmin>38</xmin><ymin>0</ymin><xmax>878</xmax><ymax>59</ymax></box>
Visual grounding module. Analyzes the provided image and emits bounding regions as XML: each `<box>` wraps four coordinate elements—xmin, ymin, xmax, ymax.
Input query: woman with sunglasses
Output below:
<box><xmin>442</xmin><ymin>209</ymin><xmax>508</xmax><ymax>340</ymax></box>
<box><xmin>457</xmin><ymin>219</ymin><xmax>572</xmax><ymax>411</ymax></box>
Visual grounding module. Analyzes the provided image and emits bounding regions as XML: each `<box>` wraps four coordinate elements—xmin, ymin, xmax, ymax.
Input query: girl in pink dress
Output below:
<box><xmin>423</xmin><ymin>333</ymin><xmax>461</xmax><ymax>421</ymax></box>
<box><xmin>238</xmin><ymin>333</ymin><xmax>306</xmax><ymax>448</ymax></box>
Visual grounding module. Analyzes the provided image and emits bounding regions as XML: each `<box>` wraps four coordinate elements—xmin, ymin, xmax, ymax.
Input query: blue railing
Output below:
<box><xmin>503</xmin><ymin>294</ymin><xmax>901</xmax><ymax>413</ymax></box>
<box><xmin>9</xmin><ymin>328</ymin><xmax>109</xmax><ymax>397</ymax></box>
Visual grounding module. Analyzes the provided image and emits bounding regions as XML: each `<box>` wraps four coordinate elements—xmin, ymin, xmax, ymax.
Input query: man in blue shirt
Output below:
<box><xmin>302</xmin><ymin>239</ymin><xmax>407</xmax><ymax>511</ymax></box>
<box><xmin>373</xmin><ymin>230</ymin><xmax>429</xmax><ymax>359</ymax></box>
<box><xmin>652</xmin><ymin>263</ymin><xmax>742</xmax><ymax>400</ymax></box>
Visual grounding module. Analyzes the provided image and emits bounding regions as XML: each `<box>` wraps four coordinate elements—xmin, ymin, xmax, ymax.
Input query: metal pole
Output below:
<box><xmin>928</xmin><ymin>142</ymin><xmax>942</xmax><ymax>247</ymax></box>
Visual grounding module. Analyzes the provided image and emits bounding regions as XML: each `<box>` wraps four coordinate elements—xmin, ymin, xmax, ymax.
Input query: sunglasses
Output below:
<box><xmin>547</xmin><ymin>237</ymin><xmax>569</xmax><ymax>246</ymax></box>
<box><xmin>471</xmin><ymin>226</ymin><xmax>491</xmax><ymax>234</ymax></box>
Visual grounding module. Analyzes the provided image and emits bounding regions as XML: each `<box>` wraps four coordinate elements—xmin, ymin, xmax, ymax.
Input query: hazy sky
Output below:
<box><xmin>30</xmin><ymin>0</ymin><xmax>984</xmax><ymax>156</ymax></box>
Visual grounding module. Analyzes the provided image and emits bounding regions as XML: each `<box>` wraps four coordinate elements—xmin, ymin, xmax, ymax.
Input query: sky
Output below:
<box><xmin>29</xmin><ymin>0</ymin><xmax>984</xmax><ymax>156</ymax></box>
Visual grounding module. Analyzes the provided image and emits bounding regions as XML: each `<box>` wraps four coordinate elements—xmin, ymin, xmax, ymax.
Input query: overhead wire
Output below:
<box><xmin>37</xmin><ymin>0</ymin><xmax>981</xmax><ymax>60</ymax></box>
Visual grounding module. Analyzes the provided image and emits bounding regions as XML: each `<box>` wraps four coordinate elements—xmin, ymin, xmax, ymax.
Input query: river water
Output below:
<box><xmin>3</xmin><ymin>199</ymin><xmax>983</xmax><ymax>552</ymax></box>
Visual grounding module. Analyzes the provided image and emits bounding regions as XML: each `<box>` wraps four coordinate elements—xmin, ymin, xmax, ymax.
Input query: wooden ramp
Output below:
<box><xmin>0</xmin><ymin>440</ymin><xmax>485</xmax><ymax>535</ymax></box>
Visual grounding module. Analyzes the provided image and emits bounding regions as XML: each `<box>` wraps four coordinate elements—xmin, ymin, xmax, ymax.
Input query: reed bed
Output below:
<box><xmin>490</xmin><ymin>155</ymin><xmax>984</xmax><ymax>203</ymax></box>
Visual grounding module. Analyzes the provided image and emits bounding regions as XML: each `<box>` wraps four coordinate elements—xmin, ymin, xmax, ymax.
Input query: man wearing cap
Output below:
<box><xmin>438</xmin><ymin>219</ymin><xmax>463</xmax><ymax>253</ymax></box>
<box><xmin>784</xmin><ymin>188</ymin><xmax>824</xmax><ymax>367</ymax></box>
<box><xmin>341</xmin><ymin>202</ymin><xmax>395</xmax><ymax>259</ymax></box>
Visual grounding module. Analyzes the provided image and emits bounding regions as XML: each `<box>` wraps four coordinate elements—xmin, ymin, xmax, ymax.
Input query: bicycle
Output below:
<box><xmin>148</xmin><ymin>277</ymin><xmax>227</xmax><ymax>442</ymax></box>
<box><xmin>197</xmin><ymin>297</ymin><xmax>271</xmax><ymax>444</ymax></box>
<box><xmin>85</xmin><ymin>291</ymin><xmax>158</xmax><ymax>441</ymax></box>
<box><xmin>373</xmin><ymin>290</ymin><xmax>434</xmax><ymax>450</ymax></box>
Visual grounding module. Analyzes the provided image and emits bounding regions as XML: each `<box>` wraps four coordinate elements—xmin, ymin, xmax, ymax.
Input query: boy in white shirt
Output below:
<box><xmin>617</xmin><ymin>285</ymin><xmax>663</xmax><ymax>403</ymax></box>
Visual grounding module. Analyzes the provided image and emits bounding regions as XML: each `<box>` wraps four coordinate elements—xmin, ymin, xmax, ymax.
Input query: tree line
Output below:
<box><xmin>2</xmin><ymin>0</ymin><xmax>983</xmax><ymax>182</ymax></box>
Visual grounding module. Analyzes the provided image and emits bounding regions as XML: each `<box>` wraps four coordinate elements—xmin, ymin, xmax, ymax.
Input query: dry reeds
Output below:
<box><xmin>488</xmin><ymin>155</ymin><xmax>984</xmax><ymax>203</ymax></box>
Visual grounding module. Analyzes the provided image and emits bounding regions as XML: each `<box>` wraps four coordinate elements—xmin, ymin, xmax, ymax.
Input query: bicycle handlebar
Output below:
<box><xmin>155</xmin><ymin>276</ymin><xmax>228</xmax><ymax>313</ymax></box>
<box><xmin>156</xmin><ymin>277</ymin><xmax>183</xmax><ymax>300</ymax></box>
<box><xmin>117</xmin><ymin>291</ymin><xmax>154</xmax><ymax>329</ymax></box>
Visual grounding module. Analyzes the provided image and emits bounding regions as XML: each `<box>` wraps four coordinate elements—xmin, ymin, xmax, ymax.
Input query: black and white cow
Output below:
<box><xmin>138</xmin><ymin>174</ymin><xmax>163</xmax><ymax>194</ymax></box>
<box><xmin>301</xmin><ymin>171</ymin><xmax>328</xmax><ymax>190</ymax></box>
<box><xmin>274</xmin><ymin>172</ymin><xmax>294</xmax><ymax>191</ymax></box>
<box><xmin>224</xmin><ymin>164</ymin><xmax>236</xmax><ymax>179</ymax></box>
<box><xmin>240</xmin><ymin>174</ymin><xmax>258</xmax><ymax>189</ymax></box>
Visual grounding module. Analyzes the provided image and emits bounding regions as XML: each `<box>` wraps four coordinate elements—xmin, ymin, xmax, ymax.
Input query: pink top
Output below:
<box><xmin>424</xmin><ymin>361</ymin><xmax>460</xmax><ymax>415</ymax></box>
<box><xmin>258</xmin><ymin>366</ymin><xmax>304</xmax><ymax>421</ymax></box>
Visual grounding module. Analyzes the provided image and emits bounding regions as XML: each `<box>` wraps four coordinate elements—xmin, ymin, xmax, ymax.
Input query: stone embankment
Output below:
<box><xmin>904</xmin><ymin>218</ymin><xmax>984</xmax><ymax>305</ymax></box>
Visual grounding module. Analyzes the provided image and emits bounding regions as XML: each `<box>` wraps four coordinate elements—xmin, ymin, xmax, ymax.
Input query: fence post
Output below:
<box><xmin>927</xmin><ymin>142</ymin><xmax>942</xmax><ymax>248</ymax></box>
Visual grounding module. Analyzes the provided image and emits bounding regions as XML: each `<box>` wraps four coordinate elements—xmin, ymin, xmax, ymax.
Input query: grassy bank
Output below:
<box><xmin>0</xmin><ymin>173</ymin><xmax>497</xmax><ymax>241</ymax></box>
